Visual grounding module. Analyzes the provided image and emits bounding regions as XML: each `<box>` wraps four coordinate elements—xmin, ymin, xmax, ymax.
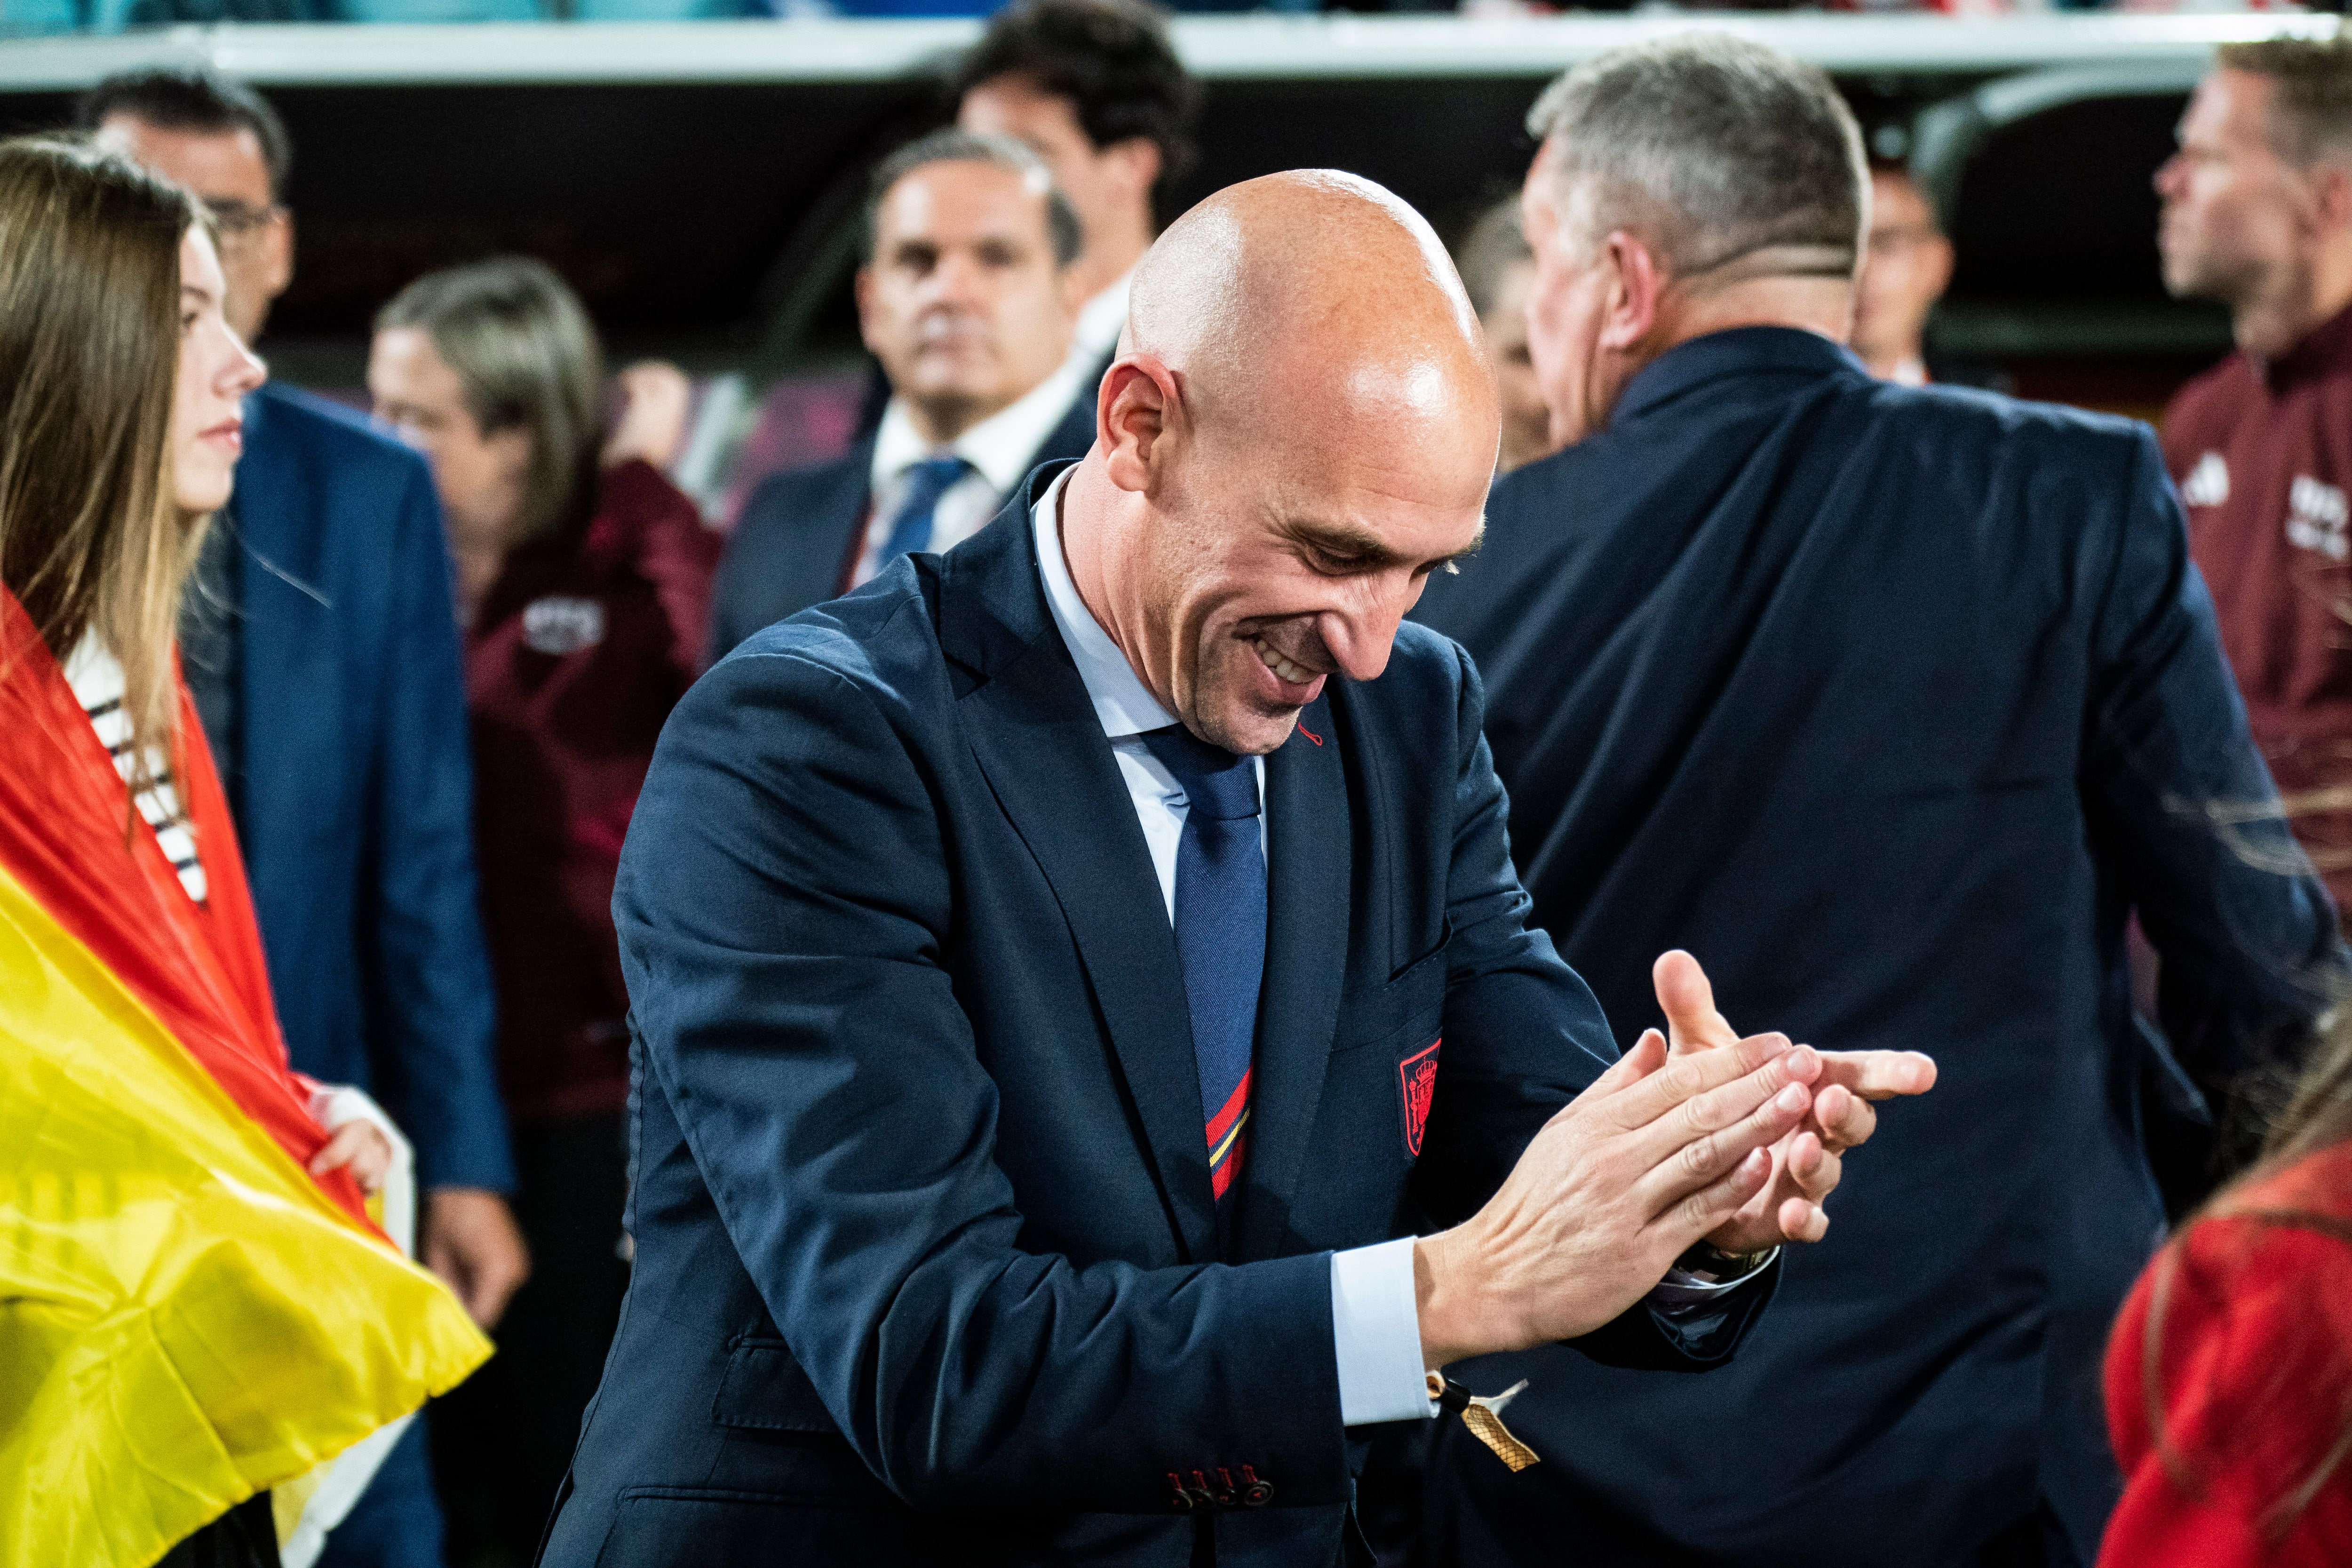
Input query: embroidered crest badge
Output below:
<box><xmin>521</xmin><ymin>595</ymin><xmax>607</xmax><ymax>657</ymax></box>
<box><xmin>1400</xmin><ymin>1038</ymin><xmax>1441</xmax><ymax>1157</ymax></box>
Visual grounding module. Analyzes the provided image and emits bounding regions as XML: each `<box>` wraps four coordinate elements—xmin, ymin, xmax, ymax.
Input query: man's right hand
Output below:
<box><xmin>1412</xmin><ymin>1024</ymin><xmax>1820</xmax><ymax>1370</ymax></box>
<box><xmin>423</xmin><ymin>1186</ymin><xmax>532</xmax><ymax>1329</ymax></box>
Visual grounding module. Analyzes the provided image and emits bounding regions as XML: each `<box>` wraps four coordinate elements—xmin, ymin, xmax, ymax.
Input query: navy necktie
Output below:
<box><xmin>880</xmin><ymin>455</ymin><xmax>973</xmax><ymax>566</ymax></box>
<box><xmin>1141</xmin><ymin>724</ymin><xmax>1267</xmax><ymax>1238</ymax></box>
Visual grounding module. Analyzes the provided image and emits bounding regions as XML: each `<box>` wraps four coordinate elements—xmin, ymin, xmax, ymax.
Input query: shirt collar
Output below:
<box><xmin>1032</xmin><ymin>465</ymin><xmax>1175</xmax><ymax>739</ymax></box>
<box><xmin>1611</xmin><ymin>325</ymin><xmax>1865</xmax><ymax>428</ymax></box>
<box><xmin>2260</xmin><ymin>296</ymin><xmax>2352</xmax><ymax>393</ymax></box>
<box><xmin>872</xmin><ymin>352</ymin><xmax>1090</xmax><ymax>497</ymax></box>
<box><xmin>1073</xmin><ymin>266</ymin><xmax>1135</xmax><ymax>362</ymax></box>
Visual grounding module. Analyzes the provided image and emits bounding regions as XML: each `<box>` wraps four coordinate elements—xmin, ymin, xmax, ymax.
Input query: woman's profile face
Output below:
<box><xmin>171</xmin><ymin>226</ymin><xmax>266</xmax><ymax>514</ymax></box>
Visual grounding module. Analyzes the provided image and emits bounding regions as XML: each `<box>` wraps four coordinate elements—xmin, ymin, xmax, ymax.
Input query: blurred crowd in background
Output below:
<box><xmin>16</xmin><ymin>0</ymin><xmax>2351</xmax><ymax>40</ymax></box>
<box><xmin>16</xmin><ymin>0</ymin><xmax>2352</xmax><ymax>1564</ymax></box>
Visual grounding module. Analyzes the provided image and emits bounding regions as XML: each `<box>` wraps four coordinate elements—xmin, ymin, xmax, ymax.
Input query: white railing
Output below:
<box><xmin>0</xmin><ymin>11</ymin><xmax>2335</xmax><ymax>90</ymax></box>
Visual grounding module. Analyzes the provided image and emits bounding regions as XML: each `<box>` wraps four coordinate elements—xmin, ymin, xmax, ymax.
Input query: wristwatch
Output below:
<box><xmin>1673</xmin><ymin>1240</ymin><xmax>1777</xmax><ymax>1283</ymax></box>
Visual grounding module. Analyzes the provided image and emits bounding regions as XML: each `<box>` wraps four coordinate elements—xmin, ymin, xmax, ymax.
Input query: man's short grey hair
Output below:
<box><xmin>1526</xmin><ymin>34</ymin><xmax>1868</xmax><ymax>283</ymax></box>
<box><xmin>862</xmin><ymin>129</ymin><xmax>1085</xmax><ymax>268</ymax></box>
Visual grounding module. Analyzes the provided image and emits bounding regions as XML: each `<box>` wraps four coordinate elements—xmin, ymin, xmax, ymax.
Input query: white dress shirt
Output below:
<box><xmin>1030</xmin><ymin>468</ymin><xmax>1771</xmax><ymax>1429</ymax></box>
<box><xmin>1070</xmin><ymin>266</ymin><xmax>1134</xmax><ymax>370</ymax></box>
<box><xmin>852</xmin><ymin>352</ymin><xmax>1089</xmax><ymax>590</ymax></box>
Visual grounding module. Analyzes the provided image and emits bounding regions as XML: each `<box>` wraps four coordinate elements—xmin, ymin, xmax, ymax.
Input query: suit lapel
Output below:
<box><xmin>227</xmin><ymin>392</ymin><xmax>325</xmax><ymax>848</ymax></box>
<box><xmin>942</xmin><ymin>477</ymin><xmax>1218</xmax><ymax>1263</ymax></box>
<box><xmin>808</xmin><ymin>437</ymin><xmax>877</xmax><ymax>612</ymax></box>
<box><xmin>1232</xmin><ymin>697</ymin><xmax>1351</xmax><ymax>1259</ymax></box>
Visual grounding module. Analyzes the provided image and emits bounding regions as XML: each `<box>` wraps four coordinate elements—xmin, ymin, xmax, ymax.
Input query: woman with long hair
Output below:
<box><xmin>0</xmin><ymin>138</ymin><xmax>485</xmax><ymax>1568</ymax></box>
<box><xmin>2102</xmin><ymin>1022</ymin><xmax>2352</xmax><ymax>1561</ymax></box>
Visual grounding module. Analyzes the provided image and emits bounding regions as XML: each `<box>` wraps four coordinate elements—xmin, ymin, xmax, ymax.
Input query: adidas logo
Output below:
<box><xmin>2287</xmin><ymin>475</ymin><xmax>2350</xmax><ymax>563</ymax></box>
<box><xmin>2181</xmin><ymin>451</ymin><xmax>2230</xmax><ymax>508</ymax></box>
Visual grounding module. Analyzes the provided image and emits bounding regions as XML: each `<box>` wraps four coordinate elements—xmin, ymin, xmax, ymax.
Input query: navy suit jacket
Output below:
<box><xmin>541</xmin><ymin>467</ymin><xmax>1772</xmax><ymax>1568</ymax></box>
<box><xmin>225</xmin><ymin>383</ymin><xmax>514</xmax><ymax>1192</ymax></box>
<box><xmin>704</xmin><ymin>376</ymin><xmax>1100</xmax><ymax>663</ymax></box>
<box><xmin>1414</xmin><ymin>328</ymin><xmax>2349</xmax><ymax>1567</ymax></box>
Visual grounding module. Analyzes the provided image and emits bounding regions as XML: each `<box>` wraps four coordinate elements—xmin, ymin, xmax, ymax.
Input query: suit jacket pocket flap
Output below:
<box><xmin>712</xmin><ymin>1338</ymin><xmax>838</xmax><ymax>1433</ymax></box>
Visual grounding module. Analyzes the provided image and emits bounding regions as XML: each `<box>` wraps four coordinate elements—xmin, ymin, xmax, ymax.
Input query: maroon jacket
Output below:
<box><xmin>2164</xmin><ymin>302</ymin><xmax>2352</xmax><ymax>910</ymax></box>
<box><xmin>467</xmin><ymin>459</ymin><xmax>720</xmax><ymax>1122</ymax></box>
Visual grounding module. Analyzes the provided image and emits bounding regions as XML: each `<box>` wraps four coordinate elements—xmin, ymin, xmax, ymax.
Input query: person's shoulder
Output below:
<box><xmin>2169</xmin><ymin>1146</ymin><xmax>2352</xmax><ymax>1345</ymax></box>
<box><xmin>698</xmin><ymin>556</ymin><xmax>943</xmax><ymax>721</ymax></box>
<box><xmin>2163</xmin><ymin>350</ymin><xmax>2255</xmax><ymax>433</ymax></box>
<box><xmin>248</xmin><ymin>382</ymin><xmax>428</xmax><ymax>480</ymax></box>
<box><xmin>1858</xmin><ymin>377</ymin><xmax>2161</xmax><ymax>486</ymax></box>
<box><xmin>734</xmin><ymin>445</ymin><xmax>873</xmax><ymax>539</ymax></box>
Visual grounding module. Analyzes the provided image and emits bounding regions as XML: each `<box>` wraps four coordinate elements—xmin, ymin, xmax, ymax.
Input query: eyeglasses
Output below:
<box><xmin>204</xmin><ymin>199</ymin><xmax>284</xmax><ymax>241</ymax></box>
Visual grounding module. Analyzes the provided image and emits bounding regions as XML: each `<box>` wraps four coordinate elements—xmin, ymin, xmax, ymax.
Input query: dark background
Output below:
<box><xmin>0</xmin><ymin>68</ymin><xmax>2226</xmax><ymax>409</ymax></box>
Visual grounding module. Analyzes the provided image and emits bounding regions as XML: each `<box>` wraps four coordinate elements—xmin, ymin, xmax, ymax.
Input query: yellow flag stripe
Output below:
<box><xmin>0</xmin><ymin>865</ymin><xmax>491</xmax><ymax>1568</ymax></box>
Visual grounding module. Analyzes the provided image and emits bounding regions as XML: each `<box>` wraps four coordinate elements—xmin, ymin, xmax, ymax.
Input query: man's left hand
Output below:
<box><xmin>1648</xmin><ymin>949</ymin><xmax>1936</xmax><ymax>1256</ymax></box>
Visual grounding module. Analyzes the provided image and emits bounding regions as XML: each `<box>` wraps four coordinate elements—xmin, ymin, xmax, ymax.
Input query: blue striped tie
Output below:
<box><xmin>1141</xmin><ymin>724</ymin><xmax>1266</xmax><ymax>1244</ymax></box>
<box><xmin>880</xmin><ymin>455</ymin><xmax>972</xmax><ymax>565</ymax></box>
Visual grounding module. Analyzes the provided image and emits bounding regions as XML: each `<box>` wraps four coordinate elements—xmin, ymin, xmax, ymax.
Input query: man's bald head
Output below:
<box><xmin>1121</xmin><ymin>169</ymin><xmax>1498</xmax><ymax>463</ymax></box>
<box><xmin>1057</xmin><ymin>169</ymin><xmax>1496</xmax><ymax>756</ymax></box>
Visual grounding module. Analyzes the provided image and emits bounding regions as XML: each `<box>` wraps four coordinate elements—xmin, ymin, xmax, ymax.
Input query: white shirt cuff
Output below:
<box><xmin>305</xmin><ymin>1084</ymin><xmax>419</xmax><ymax>1258</ymax></box>
<box><xmin>1650</xmin><ymin>1247</ymin><xmax>1780</xmax><ymax>1313</ymax></box>
<box><xmin>1330</xmin><ymin>1238</ymin><xmax>1438</xmax><ymax>1426</ymax></box>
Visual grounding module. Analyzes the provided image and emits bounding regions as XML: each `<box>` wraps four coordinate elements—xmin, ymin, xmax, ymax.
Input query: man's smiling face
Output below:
<box><xmin>1130</xmin><ymin>358</ymin><xmax>1490</xmax><ymax>756</ymax></box>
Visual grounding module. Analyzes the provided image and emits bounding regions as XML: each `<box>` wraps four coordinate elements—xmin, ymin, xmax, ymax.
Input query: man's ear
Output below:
<box><xmin>853</xmin><ymin>266</ymin><xmax>882</xmax><ymax>357</ymax></box>
<box><xmin>263</xmin><ymin>207</ymin><xmax>294</xmax><ymax>302</ymax></box>
<box><xmin>2310</xmin><ymin>162</ymin><xmax>2352</xmax><ymax>242</ymax></box>
<box><xmin>1923</xmin><ymin>233</ymin><xmax>1956</xmax><ymax>303</ymax></box>
<box><xmin>1598</xmin><ymin>231</ymin><xmax>1664</xmax><ymax>352</ymax></box>
<box><xmin>1107</xmin><ymin>135</ymin><xmax>1162</xmax><ymax>205</ymax></box>
<box><xmin>1098</xmin><ymin>354</ymin><xmax>1179</xmax><ymax>494</ymax></box>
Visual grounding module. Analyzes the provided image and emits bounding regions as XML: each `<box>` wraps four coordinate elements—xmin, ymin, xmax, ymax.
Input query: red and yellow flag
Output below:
<box><xmin>0</xmin><ymin>593</ymin><xmax>490</xmax><ymax>1568</ymax></box>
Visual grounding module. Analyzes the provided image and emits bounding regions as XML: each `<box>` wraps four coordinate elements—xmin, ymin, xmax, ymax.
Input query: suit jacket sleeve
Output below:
<box><xmin>615</xmin><ymin>638</ymin><xmax>1350</xmax><ymax>1514</ymax></box>
<box><xmin>363</xmin><ymin>454</ymin><xmax>516</xmax><ymax>1194</ymax></box>
<box><xmin>1411</xmin><ymin>639</ymin><xmax>1775</xmax><ymax>1369</ymax></box>
<box><xmin>2081</xmin><ymin>427</ymin><xmax>2350</xmax><ymax>1114</ymax></box>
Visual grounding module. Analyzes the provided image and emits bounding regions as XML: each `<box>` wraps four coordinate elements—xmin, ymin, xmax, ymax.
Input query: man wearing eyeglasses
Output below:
<box><xmin>82</xmin><ymin>69</ymin><xmax>526</xmax><ymax>1568</ymax></box>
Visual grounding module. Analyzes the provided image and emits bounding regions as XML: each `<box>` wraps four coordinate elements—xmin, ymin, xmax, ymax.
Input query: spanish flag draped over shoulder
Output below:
<box><xmin>0</xmin><ymin>591</ymin><xmax>490</xmax><ymax>1568</ymax></box>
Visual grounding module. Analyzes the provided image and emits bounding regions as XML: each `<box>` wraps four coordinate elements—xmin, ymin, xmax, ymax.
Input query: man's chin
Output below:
<box><xmin>1185</xmin><ymin>698</ymin><xmax>1300</xmax><ymax>758</ymax></box>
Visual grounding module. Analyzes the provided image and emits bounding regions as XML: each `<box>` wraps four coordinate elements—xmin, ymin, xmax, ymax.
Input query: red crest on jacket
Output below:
<box><xmin>1400</xmin><ymin>1038</ymin><xmax>1441</xmax><ymax>1157</ymax></box>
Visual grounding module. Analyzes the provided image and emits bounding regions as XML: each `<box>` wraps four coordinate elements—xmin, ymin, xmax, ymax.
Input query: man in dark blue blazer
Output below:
<box><xmin>543</xmin><ymin>171</ymin><xmax>1936</xmax><ymax>1568</ymax></box>
<box><xmin>706</xmin><ymin>132</ymin><xmax>1101</xmax><ymax>663</ymax></box>
<box><xmin>1413</xmin><ymin>39</ymin><xmax>2349</xmax><ymax>1568</ymax></box>
<box><xmin>197</xmin><ymin>382</ymin><xmax>529</xmax><ymax>1564</ymax></box>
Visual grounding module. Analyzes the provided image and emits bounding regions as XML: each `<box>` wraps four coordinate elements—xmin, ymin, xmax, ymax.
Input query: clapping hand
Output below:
<box><xmin>1649</xmin><ymin>949</ymin><xmax>1936</xmax><ymax>1256</ymax></box>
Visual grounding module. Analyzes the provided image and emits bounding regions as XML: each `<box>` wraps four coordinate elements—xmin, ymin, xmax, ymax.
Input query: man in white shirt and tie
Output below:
<box><xmin>955</xmin><ymin>0</ymin><xmax>1200</xmax><ymax>411</ymax></box>
<box><xmin>707</xmin><ymin>130</ymin><xmax>1095</xmax><ymax>661</ymax></box>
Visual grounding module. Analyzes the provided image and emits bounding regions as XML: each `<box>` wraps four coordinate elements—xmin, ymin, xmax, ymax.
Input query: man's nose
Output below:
<box><xmin>1319</xmin><ymin>587</ymin><xmax>1412</xmax><ymax>685</ymax></box>
<box><xmin>922</xmin><ymin>251</ymin><xmax>990</xmax><ymax>310</ymax></box>
<box><xmin>2153</xmin><ymin>154</ymin><xmax>2183</xmax><ymax>199</ymax></box>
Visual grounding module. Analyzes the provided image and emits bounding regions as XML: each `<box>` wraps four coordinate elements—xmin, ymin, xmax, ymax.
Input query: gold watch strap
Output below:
<box><xmin>1427</xmin><ymin>1372</ymin><xmax>1541</xmax><ymax>1472</ymax></box>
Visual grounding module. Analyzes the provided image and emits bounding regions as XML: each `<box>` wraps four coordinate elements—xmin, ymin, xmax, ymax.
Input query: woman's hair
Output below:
<box><xmin>375</xmin><ymin>256</ymin><xmax>604</xmax><ymax>550</ymax></box>
<box><xmin>2139</xmin><ymin>1006</ymin><xmax>2352</xmax><ymax>1535</ymax></box>
<box><xmin>0</xmin><ymin>136</ymin><xmax>207</xmax><ymax>788</ymax></box>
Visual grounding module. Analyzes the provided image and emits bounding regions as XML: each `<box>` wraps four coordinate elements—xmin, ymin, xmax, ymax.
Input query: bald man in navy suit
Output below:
<box><xmin>546</xmin><ymin>168</ymin><xmax>1934</xmax><ymax>1568</ymax></box>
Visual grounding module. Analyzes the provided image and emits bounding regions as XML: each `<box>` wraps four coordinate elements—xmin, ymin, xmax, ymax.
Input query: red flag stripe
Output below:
<box><xmin>0</xmin><ymin>594</ymin><xmax>373</xmax><ymax>1232</ymax></box>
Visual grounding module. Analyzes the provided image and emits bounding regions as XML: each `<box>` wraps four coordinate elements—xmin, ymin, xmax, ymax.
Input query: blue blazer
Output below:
<box><xmin>540</xmin><ymin>468</ymin><xmax>1772</xmax><ymax>1568</ymax></box>
<box><xmin>1414</xmin><ymin>328</ymin><xmax>2349</xmax><ymax>1567</ymax></box>
<box><xmin>227</xmin><ymin>384</ymin><xmax>514</xmax><ymax>1193</ymax></box>
<box><xmin>705</xmin><ymin>374</ymin><xmax>1101</xmax><ymax>664</ymax></box>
